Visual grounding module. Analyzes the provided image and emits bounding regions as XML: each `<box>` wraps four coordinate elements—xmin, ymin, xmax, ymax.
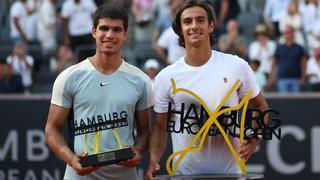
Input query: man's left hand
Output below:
<box><xmin>238</xmin><ymin>138</ymin><xmax>261</xmax><ymax>161</ymax></box>
<box><xmin>117</xmin><ymin>147</ymin><xmax>141</xmax><ymax>167</ymax></box>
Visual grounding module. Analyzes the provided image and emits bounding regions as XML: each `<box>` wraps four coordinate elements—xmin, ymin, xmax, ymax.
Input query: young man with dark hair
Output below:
<box><xmin>45</xmin><ymin>4</ymin><xmax>153</xmax><ymax>179</ymax></box>
<box><xmin>146</xmin><ymin>0</ymin><xmax>268</xmax><ymax>178</ymax></box>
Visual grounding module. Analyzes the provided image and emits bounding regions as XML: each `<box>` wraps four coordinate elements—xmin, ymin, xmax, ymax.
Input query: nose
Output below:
<box><xmin>106</xmin><ymin>30</ymin><xmax>114</xmax><ymax>39</ymax></box>
<box><xmin>191</xmin><ymin>20</ymin><xmax>198</xmax><ymax>30</ymax></box>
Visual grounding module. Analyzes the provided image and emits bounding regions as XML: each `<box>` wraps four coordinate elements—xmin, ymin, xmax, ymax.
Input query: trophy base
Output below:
<box><xmin>154</xmin><ymin>174</ymin><xmax>264</xmax><ymax>180</ymax></box>
<box><xmin>80</xmin><ymin>147</ymin><xmax>134</xmax><ymax>167</ymax></box>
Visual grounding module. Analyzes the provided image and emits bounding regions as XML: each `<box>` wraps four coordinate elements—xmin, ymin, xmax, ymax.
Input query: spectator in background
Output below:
<box><xmin>151</xmin><ymin>0</ymin><xmax>185</xmax><ymax>47</ymax></box>
<box><xmin>250</xmin><ymin>59</ymin><xmax>267</xmax><ymax>92</ymax></box>
<box><xmin>61</xmin><ymin>0</ymin><xmax>97</xmax><ymax>51</ymax></box>
<box><xmin>50</xmin><ymin>45</ymin><xmax>75</xmax><ymax>75</ymax></box>
<box><xmin>37</xmin><ymin>0</ymin><xmax>58</xmax><ymax>55</ymax></box>
<box><xmin>300</xmin><ymin>0</ymin><xmax>320</xmax><ymax>52</ymax></box>
<box><xmin>153</xmin><ymin>0</ymin><xmax>169</xmax><ymax>16</ymax></box>
<box><xmin>6</xmin><ymin>43</ymin><xmax>34</xmax><ymax>93</ymax></box>
<box><xmin>0</xmin><ymin>60</ymin><xmax>24</xmax><ymax>93</ymax></box>
<box><xmin>131</xmin><ymin>0</ymin><xmax>155</xmax><ymax>43</ymax></box>
<box><xmin>207</xmin><ymin>0</ymin><xmax>241</xmax><ymax>37</ymax></box>
<box><xmin>9</xmin><ymin>0</ymin><xmax>33</xmax><ymax>43</ymax></box>
<box><xmin>279</xmin><ymin>0</ymin><xmax>305</xmax><ymax>46</ymax></box>
<box><xmin>25</xmin><ymin>0</ymin><xmax>41</xmax><ymax>44</ymax></box>
<box><xmin>248</xmin><ymin>24</ymin><xmax>276</xmax><ymax>79</ymax></box>
<box><xmin>307</xmin><ymin>47</ymin><xmax>320</xmax><ymax>91</ymax></box>
<box><xmin>267</xmin><ymin>26</ymin><xmax>308</xmax><ymax>93</ymax></box>
<box><xmin>218</xmin><ymin>19</ymin><xmax>247</xmax><ymax>59</ymax></box>
<box><xmin>144</xmin><ymin>58</ymin><xmax>160</xmax><ymax>89</ymax></box>
<box><xmin>263</xmin><ymin>0</ymin><xmax>290</xmax><ymax>39</ymax></box>
<box><xmin>154</xmin><ymin>27</ymin><xmax>186</xmax><ymax>66</ymax></box>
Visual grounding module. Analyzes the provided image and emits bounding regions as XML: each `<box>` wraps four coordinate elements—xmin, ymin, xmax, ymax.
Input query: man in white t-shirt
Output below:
<box><xmin>9</xmin><ymin>0</ymin><xmax>30</xmax><ymax>43</ymax></box>
<box><xmin>155</xmin><ymin>27</ymin><xmax>186</xmax><ymax>65</ymax></box>
<box><xmin>146</xmin><ymin>0</ymin><xmax>269</xmax><ymax>178</ymax></box>
<box><xmin>45</xmin><ymin>4</ymin><xmax>153</xmax><ymax>179</ymax></box>
<box><xmin>61</xmin><ymin>0</ymin><xmax>97</xmax><ymax>51</ymax></box>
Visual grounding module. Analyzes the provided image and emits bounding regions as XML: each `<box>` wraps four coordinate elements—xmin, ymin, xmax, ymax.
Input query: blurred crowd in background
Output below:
<box><xmin>0</xmin><ymin>0</ymin><xmax>320</xmax><ymax>94</ymax></box>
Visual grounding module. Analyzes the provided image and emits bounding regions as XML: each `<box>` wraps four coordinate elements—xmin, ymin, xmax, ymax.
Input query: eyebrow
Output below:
<box><xmin>98</xmin><ymin>24</ymin><xmax>124</xmax><ymax>30</ymax></box>
<box><xmin>182</xmin><ymin>16</ymin><xmax>206</xmax><ymax>21</ymax></box>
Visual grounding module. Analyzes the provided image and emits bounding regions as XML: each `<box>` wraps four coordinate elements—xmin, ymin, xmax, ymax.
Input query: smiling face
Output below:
<box><xmin>92</xmin><ymin>18</ymin><xmax>127</xmax><ymax>55</ymax></box>
<box><xmin>179</xmin><ymin>6</ymin><xmax>214</xmax><ymax>48</ymax></box>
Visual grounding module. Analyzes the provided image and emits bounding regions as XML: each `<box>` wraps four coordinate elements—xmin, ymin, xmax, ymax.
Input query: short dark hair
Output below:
<box><xmin>93</xmin><ymin>3</ymin><xmax>128</xmax><ymax>30</ymax></box>
<box><xmin>250</xmin><ymin>59</ymin><xmax>261</xmax><ymax>67</ymax></box>
<box><xmin>172</xmin><ymin>0</ymin><xmax>215</xmax><ymax>48</ymax></box>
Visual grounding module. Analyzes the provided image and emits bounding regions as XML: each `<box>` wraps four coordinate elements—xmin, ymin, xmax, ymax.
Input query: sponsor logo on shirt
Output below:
<box><xmin>167</xmin><ymin>102</ymin><xmax>281</xmax><ymax>140</ymax></box>
<box><xmin>73</xmin><ymin>111</ymin><xmax>129</xmax><ymax>135</ymax></box>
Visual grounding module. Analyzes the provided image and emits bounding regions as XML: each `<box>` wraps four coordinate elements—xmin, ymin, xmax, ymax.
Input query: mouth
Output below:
<box><xmin>189</xmin><ymin>32</ymin><xmax>202</xmax><ymax>39</ymax></box>
<box><xmin>102</xmin><ymin>41</ymin><xmax>116</xmax><ymax>47</ymax></box>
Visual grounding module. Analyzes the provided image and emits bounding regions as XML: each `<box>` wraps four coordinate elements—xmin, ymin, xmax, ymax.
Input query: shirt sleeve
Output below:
<box><xmin>136</xmin><ymin>75</ymin><xmax>154</xmax><ymax>111</ymax></box>
<box><xmin>238</xmin><ymin>60</ymin><xmax>260</xmax><ymax>99</ymax></box>
<box><xmin>61</xmin><ymin>2</ymin><xmax>71</xmax><ymax>18</ymax></box>
<box><xmin>51</xmin><ymin>69</ymin><xmax>73</xmax><ymax>108</ymax></box>
<box><xmin>153</xmin><ymin>71</ymin><xmax>171</xmax><ymax>113</ymax></box>
<box><xmin>157</xmin><ymin>28</ymin><xmax>170</xmax><ymax>48</ymax></box>
<box><xmin>88</xmin><ymin>0</ymin><xmax>97</xmax><ymax>14</ymax></box>
<box><xmin>10</xmin><ymin>3</ymin><xmax>22</xmax><ymax>18</ymax></box>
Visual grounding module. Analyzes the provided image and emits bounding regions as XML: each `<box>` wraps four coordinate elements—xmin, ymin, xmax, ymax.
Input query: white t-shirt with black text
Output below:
<box><xmin>154</xmin><ymin>50</ymin><xmax>260</xmax><ymax>175</ymax></box>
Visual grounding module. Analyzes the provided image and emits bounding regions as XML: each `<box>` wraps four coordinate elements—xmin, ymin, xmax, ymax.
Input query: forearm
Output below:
<box><xmin>134</xmin><ymin>130</ymin><xmax>149</xmax><ymax>156</ymax></box>
<box><xmin>45</xmin><ymin>125</ymin><xmax>76</xmax><ymax>166</ymax></box>
<box><xmin>218</xmin><ymin>0</ymin><xmax>228</xmax><ymax>25</ymax></box>
<box><xmin>301</xmin><ymin>58</ymin><xmax>307</xmax><ymax>80</ymax></box>
<box><xmin>268</xmin><ymin>59</ymin><xmax>277</xmax><ymax>83</ymax></box>
<box><xmin>154</xmin><ymin>45</ymin><xmax>168</xmax><ymax>65</ymax></box>
<box><xmin>62</xmin><ymin>18</ymin><xmax>69</xmax><ymax>41</ymax></box>
<box><xmin>14</xmin><ymin>18</ymin><xmax>27</xmax><ymax>40</ymax></box>
<box><xmin>250</xmin><ymin>93</ymin><xmax>269</xmax><ymax>125</ymax></box>
<box><xmin>149</xmin><ymin>122</ymin><xmax>168</xmax><ymax>163</ymax></box>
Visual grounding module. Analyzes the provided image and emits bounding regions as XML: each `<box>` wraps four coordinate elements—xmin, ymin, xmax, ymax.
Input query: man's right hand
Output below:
<box><xmin>145</xmin><ymin>160</ymin><xmax>160</xmax><ymax>180</ymax></box>
<box><xmin>70</xmin><ymin>152</ymin><xmax>100</xmax><ymax>176</ymax></box>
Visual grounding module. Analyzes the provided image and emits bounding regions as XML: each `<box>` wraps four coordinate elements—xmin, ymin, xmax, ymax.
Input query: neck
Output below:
<box><xmin>91</xmin><ymin>51</ymin><xmax>122</xmax><ymax>75</ymax></box>
<box><xmin>285</xmin><ymin>40</ymin><xmax>294</xmax><ymax>46</ymax></box>
<box><xmin>185</xmin><ymin>43</ymin><xmax>212</xmax><ymax>66</ymax></box>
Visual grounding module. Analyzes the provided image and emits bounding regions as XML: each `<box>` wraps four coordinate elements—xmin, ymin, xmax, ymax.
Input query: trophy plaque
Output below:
<box><xmin>80</xmin><ymin>147</ymin><xmax>134</xmax><ymax>167</ymax></box>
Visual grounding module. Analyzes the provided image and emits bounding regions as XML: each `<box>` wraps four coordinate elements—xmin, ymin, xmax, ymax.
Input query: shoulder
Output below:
<box><xmin>10</xmin><ymin>2</ymin><xmax>24</xmax><ymax>13</ymax></box>
<box><xmin>62</xmin><ymin>0</ymin><xmax>72</xmax><ymax>7</ymax></box>
<box><xmin>120</xmin><ymin>61</ymin><xmax>151</xmax><ymax>83</ymax></box>
<box><xmin>249</xmin><ymin>41</ymin><xmax>259</xmax><ymax>48</ymax></box>
<box><xmin>156</xmin><ymin>58</ymin><xmax>184</xmax><ymax>80</ymax></box>
<box><xmin>215</xmin><ymin>50</ymin><xmax>247</xmax><ymax>65</ymax></box>
<box><xmin>55</xmin><ymin>59</ymin><xmax>89</xmax><ymax>84</ymax></box>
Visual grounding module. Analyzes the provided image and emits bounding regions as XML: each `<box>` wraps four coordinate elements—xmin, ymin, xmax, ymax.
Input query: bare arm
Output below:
<box><xmin>134</xmin><ymin>108</ymin><xmax>151</xmax><ymax>156</ymax></box>
<box><xmin>239</xmin><ymin>92</ymin><xmax>269</xmax><ymax>161</ymax></box>
<box><xmin>153</xmin><ymin>43</ymin><xmax>169</xmax><ymax>65</ymax></box>
<box><xmin>300</xmin><ymin>56</ymin><xmax>307</xmax><ymax>86</ymax></box>
<box><xmin>45</xmin><ymin>104</ymin><xmax>99</xmax><ymax>176</ymax></box>
<box><xmin>151</xmin><ymin>28</ymin><xmax>160</xmax><ymax>47</ymax></box>
<box><xmin>62</xmin><ymin>17</ymin><xmax>70</xmax><ymax>47</ymax></box>
<box><xmin>13</xmin><ymin>17</ymin><xmax>28</xmax><ymax>42</ymax></box>
<box><xmin>145</xmin><ymin>112</ymin><xmax>168</xmax><ymax>179</ymax></box>
<box><xmin>217</xmin><ymin>0</ymin><xmax>229</xmax><ymax>27</ymax></box>
<box><xmin>152</xmin><ymin>28</ymin><xmax>170</xmax><ymax>65</ymax></box>
<box><xmin>266</xmin><ymin>58</ymin><xmax>277</xmax><ymax>90</ymax></box>
<box><xmin>118</xmin><ymin>107</ymin><xmax>151</xmax><ymax>167</ymax></box>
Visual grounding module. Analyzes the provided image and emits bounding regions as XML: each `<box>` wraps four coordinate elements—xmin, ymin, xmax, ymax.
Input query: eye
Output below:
<box><xmin>98</xmin><ymin>26</ymin><xmax>109</xmax><ymax>31</ymax></box>
<box><xmin>196</xmin><ymin>17</ymin><xmax>205</xmax><ymax>23</ymax></box>
<box><xmin>182</xmin><ymin>18</ymin><xmax>192</xmax><ymax>25</ymax></box>
<box><xmin>113</xmin><ymin>27</ymin><xmax>123</xmax><ymax>32</ymax></box>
